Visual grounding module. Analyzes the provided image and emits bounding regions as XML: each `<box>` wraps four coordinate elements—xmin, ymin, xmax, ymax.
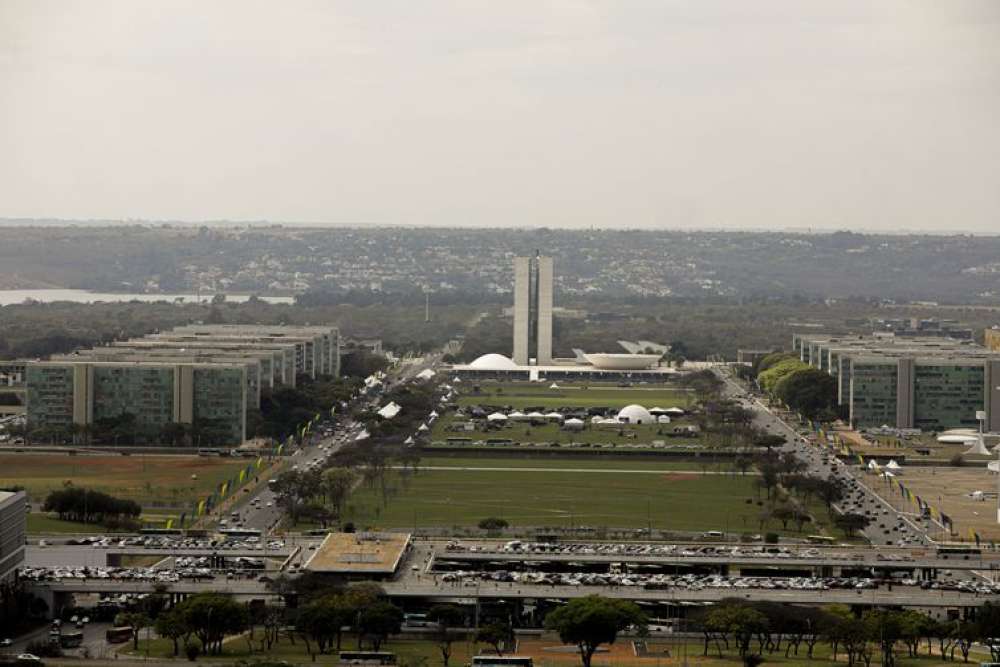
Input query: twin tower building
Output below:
<box><xmin>512</xmin><ymin>255</ymin><xmax>554</xmax><ymax>366</ymax></box>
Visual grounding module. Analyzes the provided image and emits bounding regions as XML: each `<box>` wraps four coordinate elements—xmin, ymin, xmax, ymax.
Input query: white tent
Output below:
<box><xmin>867</xmin><ymin>459</ymin><xmax>880</xmax><ymax>471</ymax></box>
<box><xmin>508</xmin><ymin>411</ymin><xmax>528</xmax><ymax>421</ymax></box>
<box><xmin>657</xmin><ymin>415</ymin><xmax>672</xmax><ymax>424</ymax></box>
<box><xmin>563</xmin><ymin>418</ymin><xmax>585</xmax><ymax>431</ymax></box>
<box><xmin>429</xmin><ymin>410</ymin><xmax>439</xmax><ymax>418</ymax></box>
<box><xmin>377</xmin><ymin>402</ymin><xmax>402</xmax><ymax>420</ymax></box>
<box><xmin>527</xmin><ymin>411</ymin><xmax>546</xmax><ymax>420</ymax></box>
<box><xmin>965</xmin><ymin>435</ymin><xmax>991</xmax><ymax>456</ymax></box>
<box><xmin>415</xmin><ymin>369</ymin><xmax>436</xmax><ymax>381</ymax></box>
<box><xmin>417</xmin><ymin>423</ymin><xmax>429</xmax><ymax>432</ymax></box>
<box><xmin>664</xmin><ymin>407</ymin><xmax>686</xmax><ymax>416</ymax></box>
<box><xmin>886</xmin><ymin>460</ymin><xmax>902</xmax><ymax>470</ymax></box>
<box><xmin>988</xmin><ymin>460</ymin><xmax>999</xmax><ymax>474</ymax></box>
<box><xmin>404</xmin><ymin>436</ymin><xmax>415</xmax><ymax>445</ymax></box>
<box><xmin>545</xmin><ymin>412</ymin><xmax>564</xmax><ymax>421</ymax></box>
<box><xmin>881</xmin><ymin>471</ymin><xmax>895</xmax><ymax>479</ymax></box>
<box><xmin>550</xmin><ymin>382</ymin><xmax>559</xmax><ymax>389</ymax></box>
<box><xmin>590</xmin><ymin>415</ymin><xmax>604</xmax><ymax>424</ymax></box>
<box><xmin>648</xmin><ymin>407</ymin><xmax>668</xmax><ymax>415</ymax></box>
<box><xmin>487</xmin><ymin>412</ymin><xmax>508</xmax><ymax>422</ymax></box>
<box><xmin>354</xmin><ymin>429</ymin><xmax>370</xmax><ymax>441</ymax></box>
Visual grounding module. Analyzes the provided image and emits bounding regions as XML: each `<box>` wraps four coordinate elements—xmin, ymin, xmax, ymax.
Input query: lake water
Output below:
<box><xmin>0</xmin><ymin>289</ymin><xmax>294</xmax><ymax>306</ymax></box>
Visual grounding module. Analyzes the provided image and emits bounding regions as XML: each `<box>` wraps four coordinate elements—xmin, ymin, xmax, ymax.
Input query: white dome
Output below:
<box><xmin>617</xmin><ymin>404</ymin><xmax>654</xmax><ymax>424</ymax></box>
<box><xmin>468</xmin><ymin>353</ymin><xmax>519</xmax><ymax>370</ymax></box>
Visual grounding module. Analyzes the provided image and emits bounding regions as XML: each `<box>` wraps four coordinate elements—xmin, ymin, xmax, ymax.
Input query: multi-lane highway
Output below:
<box><xmin>715</xmin><ymin>367</ymin><xmax>938</xmax><ymax>549</ymax></box>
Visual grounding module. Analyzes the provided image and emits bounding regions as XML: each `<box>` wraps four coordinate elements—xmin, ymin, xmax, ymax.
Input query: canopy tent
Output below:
<box><xmin>487</xmin><ymin>412</ymin><xmax>508</xmax><ymax>422</ymax></box>
<box><xmin>657</xmin><ymin>415</ymin><xmax>672</xmax><ymax>424</ymax></box>
<box><xmin>404</xmin><ymin>436</ymin><xmax>415</xmax><ymax>445</ymax></box>
<box><xmin>885</xmin><ymin>460</ymin><xmax>902</xmax><ymax>470</ymax></box>
<box><xmin>545</xmin><ymin>412</ymin><xmax>564</xmax><ymax>421</ymax></box>
<box><xmin>965</xmin><ymin>435</ymin><xmax>991</xmax><ymax>456</ymax></box>
<box><xmin>664</xmin><ymin>407</ymin><xmax>686</xmax><ymax>416</ymax></box>
<box><xmin>377</xmin><ymin>402</ymin><xmax>402</xmax><ymax>420</ymax></box>
<box><xmin>417</xmin><ymin>423</ymin><xmax>429</xmax><ymax>432</ymax></box>
<box><xmin>508</xmin><ymin>411</ymin><xmax>529</xmax><ymax>421</ymax></box>
<box><xmin>563</xmin><ymin>418</ymin><xmax>585</xmax><ymax>430</ymax></box>
<box><xmin>415</xmin><ymin>368</ymin><xmax>436</xmax><ymax>381</ymax></box>
<box><xmin>549</xmin><ymin>383</ymin><xmax>559</xmax><ymax>389</ymax></box>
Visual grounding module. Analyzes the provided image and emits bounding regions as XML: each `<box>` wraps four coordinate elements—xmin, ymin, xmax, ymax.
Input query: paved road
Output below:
<box><xmin>229</xmin><ymin>351</ymin><xmax>444</xmax><ymax>535</ymax></box>
<box><xmin>714</xmin><ymin>367</ymin><xmax>937</xmax><ymax>549</ymax></box>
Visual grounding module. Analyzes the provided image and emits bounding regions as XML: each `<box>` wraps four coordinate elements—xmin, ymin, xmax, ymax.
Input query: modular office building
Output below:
<box><xmin>26</xmin><ymin>360</ymin><xmax>248</xmax><ymax>444</ymax></box>
<box><xmin>792</xmin><ymin>333</ymin><xmax>1000</xmax><ymax>432</ymax></box>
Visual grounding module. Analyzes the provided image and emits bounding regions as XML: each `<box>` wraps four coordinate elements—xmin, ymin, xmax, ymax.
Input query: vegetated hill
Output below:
<box><xmin>1</xmin><ymin>224</ymin><xmax>999</xmax><ymax>303</ymax></box>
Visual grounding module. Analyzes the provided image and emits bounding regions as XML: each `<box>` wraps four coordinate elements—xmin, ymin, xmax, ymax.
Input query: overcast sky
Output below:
<box><xmin>2</xmin><ymin>1</ymin><xmax>998</xmax><ymax>231</ymax></box>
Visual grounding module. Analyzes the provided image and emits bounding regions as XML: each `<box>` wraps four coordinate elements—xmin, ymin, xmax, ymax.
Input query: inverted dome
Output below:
<box><xmin>583</xmin><ymin>353</ymin><xmax>660</xmax><ymax>370</ymax></box>
<box><xmin>617</xmin><ymin>404</ymin><xmax>654</xmax><ymax>424</ymax></box>
<box><xmin>468</xmin><ymin>353</ymin><xmax>519</xmax><ymax>370</ymax></box>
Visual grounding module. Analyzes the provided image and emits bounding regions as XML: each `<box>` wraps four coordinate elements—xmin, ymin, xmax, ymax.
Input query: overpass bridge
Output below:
<box><xmin>431</xmin><ymin>550</ymin><xmax>1000</xmax><ymax>580</ymax></box>
<box><xmin>29</xmin><ymin>573</ymin><xmax>1000</xmax><ymax>619</ymax></box>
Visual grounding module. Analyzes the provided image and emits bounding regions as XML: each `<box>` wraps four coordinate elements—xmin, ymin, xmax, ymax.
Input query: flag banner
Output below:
<box><xmin>166</xmin><ymin>518</ymin><xmax>174</xmax><ymax>529</ymax></box>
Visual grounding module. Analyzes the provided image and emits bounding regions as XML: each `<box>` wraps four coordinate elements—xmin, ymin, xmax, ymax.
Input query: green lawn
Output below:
<box><xmin>415</xmin><ymin>455</ymin><xmax>720</xmax><ymax>472</ymax></box>
<box><xmin>0</xmin><ymin>452</ymin><xmax>257</xmax><ymax>506</ymax></box>
<box><xmin>456</xmin><ymin>382</ymin><xmax>693</xmax><ymax>410</ymax></box>
<box><xmin>344</xmin><ymin>464</ymin><xmax>797</xmax><ymax>535</ymax></box>
<box><xmin>432</xmin><ymin>419</ymin><xmax>702</xmax><ymax>447</ymax></box>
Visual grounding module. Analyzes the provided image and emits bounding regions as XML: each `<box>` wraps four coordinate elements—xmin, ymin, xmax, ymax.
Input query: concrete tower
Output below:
<box><xmin>536</xmin><ymin>256</ymin><xmax>554</xmax><ymax>365</ymax></box>
<box><xmin>511</xmin><ymin>255</ymin><xmax>554</xmax><ymax>366</ymax></box>
<box><xmin>512</xmin><ymin>257</ymin><xmax>531</xmax><ymax>365</ymax></box>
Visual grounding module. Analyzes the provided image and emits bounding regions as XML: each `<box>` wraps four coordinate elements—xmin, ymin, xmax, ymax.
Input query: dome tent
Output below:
<box><xmin>616</xmin><ymin>404</ymin><xmax>654</xmax><ymax>425</ymax></box>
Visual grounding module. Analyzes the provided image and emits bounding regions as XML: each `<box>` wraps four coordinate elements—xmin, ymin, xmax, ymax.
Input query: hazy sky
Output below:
<box><xmin>2</xmin><ymin>1</ymin><xmax>999</xmax><ymax>231</ymax></box>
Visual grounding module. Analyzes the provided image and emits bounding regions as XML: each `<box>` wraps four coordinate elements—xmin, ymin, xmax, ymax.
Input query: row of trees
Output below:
<box><xmin>755</xmin><ymin>352</ymin><xmax>839</xmax><ymax>421</ymax></box>
<box><xmin>696</xmin><ymin>599</ymin><xmax>1000</xmax><ymax>666</ymax></box>
<box><xmin>43</xmin><ymin>486</ymin><xmax>141</xmax><ymax>526</ymax></box>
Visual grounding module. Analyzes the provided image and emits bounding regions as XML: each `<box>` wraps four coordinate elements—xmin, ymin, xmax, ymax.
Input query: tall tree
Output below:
<box><xmin>543</xmin><ymin>596</ymin><xmax>647</xmax><ymax>667</ymax></box>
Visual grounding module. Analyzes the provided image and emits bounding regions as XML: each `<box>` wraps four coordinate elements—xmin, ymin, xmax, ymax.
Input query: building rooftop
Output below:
<box><xmin>303</xmin><ymin>532</ymin><xmax>411</xmax><ymax>574</ymax></box>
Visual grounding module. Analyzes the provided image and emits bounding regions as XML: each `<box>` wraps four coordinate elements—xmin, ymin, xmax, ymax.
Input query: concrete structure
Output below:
<box><xmin>511</xmin><ymin>255</ymin><xmax>553</xmax><ymax>366</ymax></box>
<box><xmin>14</xmin><ymin>325</ymin><xmax>339</xmax><ymax>446</ymax></box>
<box><xmin>25</xmin><ymin>360</ymin><xmax>248</xmax><ymax>444</ymax></box>
<box><xmin>303</xmin><ymin>531</ymin><xmax>411</xmax><ymax>580</ymax></box>
<box><xmin>0</xmin><ymin>490</ymin><xmax>26</xmax><ymax>583</ymax></box>
<box><xmin>792</xmin><ymin>333</ymin><xmax>1000</xmax><ymax>431</ymax></box>
<box><xmin>452</xmin><ymin>353</ymin><xmax>675</xmax><ymax>381</ymax></box>
<box><xmin>987</xmin><ymin>328</ymin><xmax>1000</xmax><ymax>353</ymax></box>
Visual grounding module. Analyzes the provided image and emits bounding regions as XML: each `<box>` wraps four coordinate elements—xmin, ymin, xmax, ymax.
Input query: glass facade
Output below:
<box><xmin>850</xmin><ymin>361</ymin><xmax>898</xmax><ymax>428</ymax></box>
<box><xmin>91</xmin><ymin>366</ymin><xmax>176</xmax><ymax>431</ymax></box>
<box><xmin>192</xmin><ymin>367</ymin><xmax>245</xmax><ymax>443</ymax></box>
<box><xmin>913</xmin><ymin>364</ymin><xmax>984</xmax><ymax>430</ymax></box>
<box><xmin>25</xmin><ymin>364</ymin><xmax>75</xmax><ymax>429</ymax></box>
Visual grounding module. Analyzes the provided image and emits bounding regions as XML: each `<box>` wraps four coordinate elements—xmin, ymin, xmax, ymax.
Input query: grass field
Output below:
<box><xmin>432</xmin><ymin>420</ymin><xmax>702</xmax><ymax>447</ymax></box>
<box><xmin>0</xmin><ymin>453</ymin><xmax>254</xmax><ymax>506</ymax></box>
<box><xmin>415</xmin><ymin>455</ymin><xmax>718</xmax><ymax>471</ymax></box>
<box><xmin>344</xmin><ymin>456</ymin><xmax>811</xmax><ymax>536</ymax></box>
<box><xmin>456</xmin><ymin>382</ymin><xmax>693</xmax><ymax>410</ymax></box>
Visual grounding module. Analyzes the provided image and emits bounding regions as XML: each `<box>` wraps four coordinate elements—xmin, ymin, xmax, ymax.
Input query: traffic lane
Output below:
<box><xmin>717</xmin><ymin>370</ymin><xmax>934</xmax><ymax>547</ymax></box>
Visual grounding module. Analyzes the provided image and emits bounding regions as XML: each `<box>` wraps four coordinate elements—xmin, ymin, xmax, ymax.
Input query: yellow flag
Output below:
<box><xmin>166</xmin><ymin>518</ymin><xmax>174</xmax><ymax>529</ymax></box>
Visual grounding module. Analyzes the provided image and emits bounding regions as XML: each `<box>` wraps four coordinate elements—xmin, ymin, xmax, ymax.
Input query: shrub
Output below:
<box><xmin>764</xmin><ymin>532</ymin><xmax>780</xmax><ymax>544</ymax></box>
<box><xmin>478</xmin><ymin>517</ymin><xmax>509</xmax><ymax>531</ymax></box>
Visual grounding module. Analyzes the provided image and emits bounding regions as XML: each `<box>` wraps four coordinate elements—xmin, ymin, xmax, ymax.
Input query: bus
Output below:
<box><xmin>106</xmin><ymin>627</ymin><xmax>134</xmax><ymax>644</ymax></box>
<box><xmin>806</xmin><ymin>535</ymin><xmax>835</xmax><ymax>545</ymax></box>
<box><xmin>338</xmin><ymin>652</ymin><xmax>396</xmax><ymax>665</ymax></box>
<box><xmin>472</xmin><ymin>657</ymin><xmax>534</xmax><ymax>667</ymax></box>
<box><xmin>403</xmin><ymin>613</ymin><xmax>438</xmax><ymax>629</ymax></box>
<box><xmin>936</xmin><ymin>545</ymin><xmax>981</xmax><ymax>559</ymax></box>
<box><xmin>218</xmin><ymin>528</ymin><xmax>263</xmax><ymax>539</ymax></box>
<box><xmin>59</xmin><ymin>632</ymin><xmax>84</xmax><ymax>648</ymax></box>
